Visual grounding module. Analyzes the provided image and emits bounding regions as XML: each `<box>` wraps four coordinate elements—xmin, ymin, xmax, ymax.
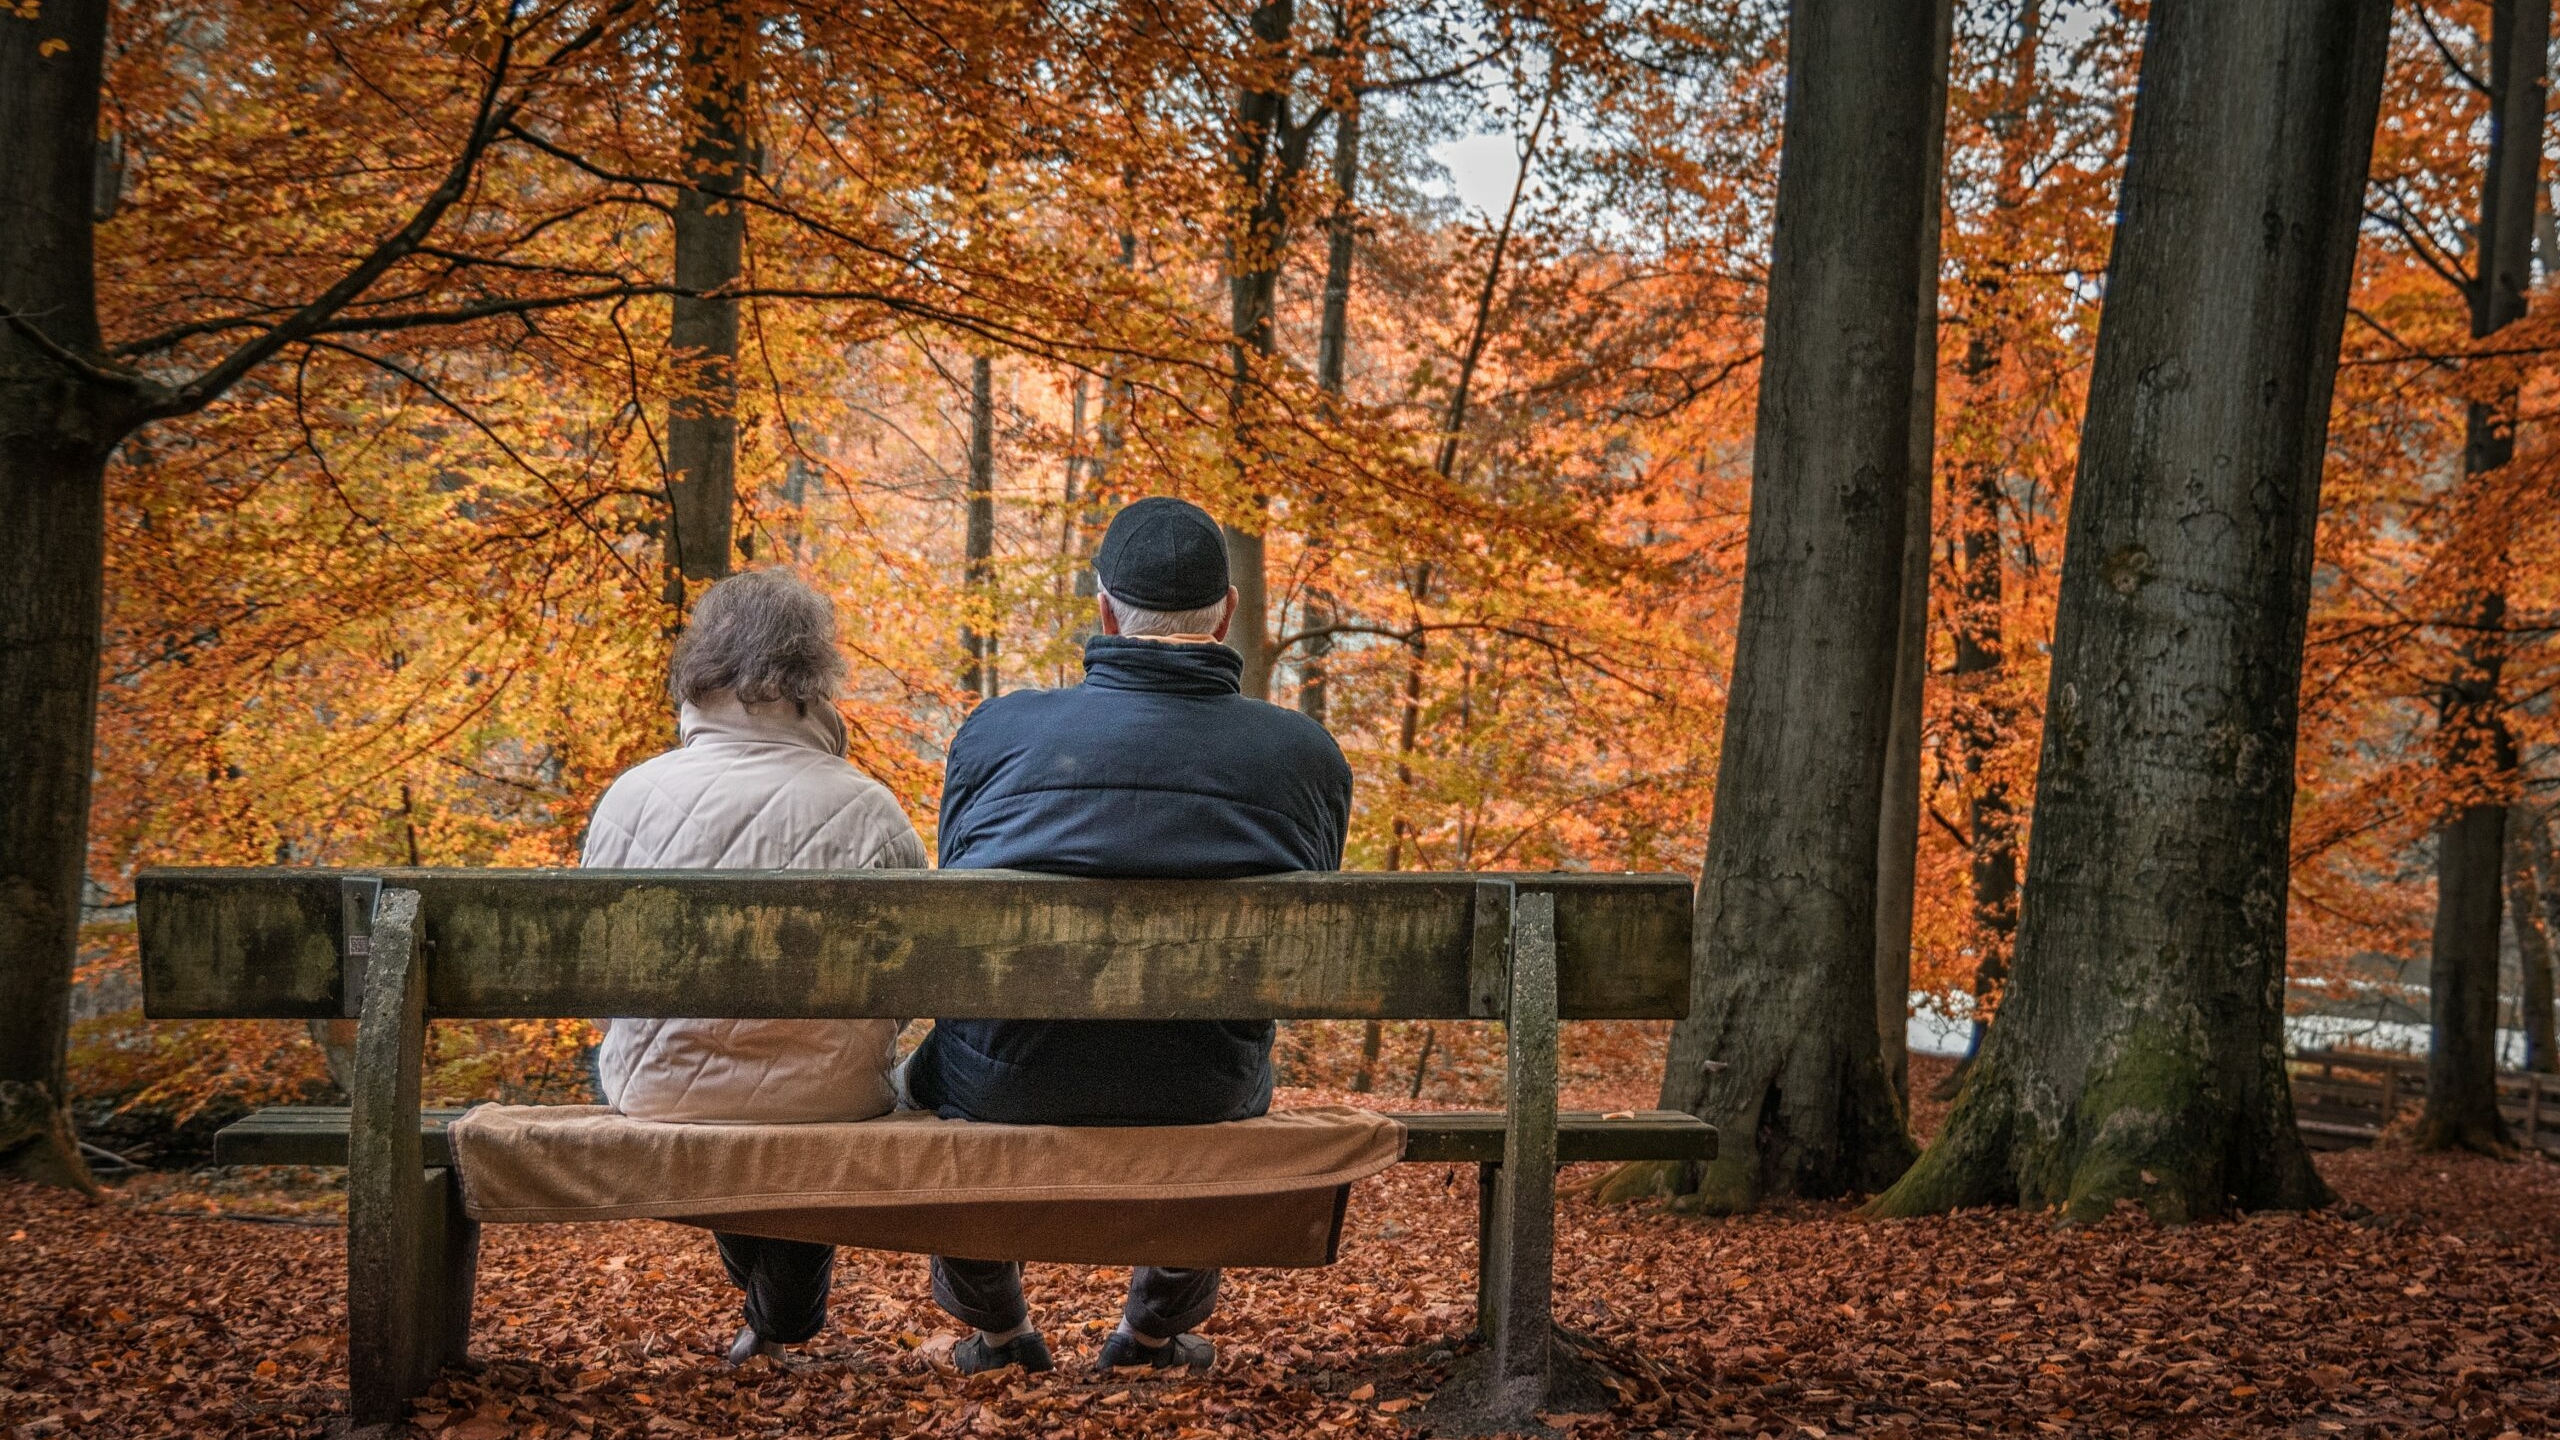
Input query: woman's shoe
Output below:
<box><xmin>727</xmin><ymin>1326</ymin><xmax>788</xmax><ymax>1366</ymax></box>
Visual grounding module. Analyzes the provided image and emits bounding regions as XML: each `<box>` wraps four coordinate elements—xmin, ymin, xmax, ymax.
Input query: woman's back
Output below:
<box><xmin>586</xmin><ymin>611</ymin><xmax>927</xmax><ymax>1125</ymax></box>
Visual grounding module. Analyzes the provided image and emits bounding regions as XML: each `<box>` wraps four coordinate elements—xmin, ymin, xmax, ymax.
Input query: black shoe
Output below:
<box><xmin>726</xmin><ymin>1326</ymin><xmax>787</xmax><ymax>1366</ymax></box>
<box><xmin>954</xmin><ymin>1330</ymin><xmax>1055</xmax><ymax>1375</ymax></box>
<box><xmin>1094</xmin><ymin>1330</ymin><xmax>1214</xmax><ymax>1373</ymax></box>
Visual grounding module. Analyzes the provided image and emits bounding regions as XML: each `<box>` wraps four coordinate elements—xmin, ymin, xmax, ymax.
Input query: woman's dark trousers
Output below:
<box><xmin>716</xmin><ymin>1233</ymin><xmax>835</xmax><ymax>1344</ymax></box>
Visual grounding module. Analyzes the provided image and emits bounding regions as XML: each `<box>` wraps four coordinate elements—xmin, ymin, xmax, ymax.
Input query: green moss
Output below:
<box><xmin>1580</xmin><ymin>1159</ymin><xmax>1683</xmax><ymax>1206</ymax></box>
<box><xmin>1666</xmin><ymin>1152</ymin><xmax>1758</xmax><ymax>1217</ymax></box>
<box><xmin>1863</xmin><ymin>1054</ymin><xmax>2015</xmax><ymax>1219</ymax></box>
<box><xmin>2050</xmin><ymin>1010</ymin><xmax>2215</xmax><ymax>1225</ymax></box>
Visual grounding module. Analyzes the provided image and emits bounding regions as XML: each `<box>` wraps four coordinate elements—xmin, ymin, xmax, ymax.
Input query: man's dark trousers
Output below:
<box><xmin>933</xmin><ymin>1257</ymin><xmax>1221</xmax><ymax>1341</ymax></box>
<box><xmin>906</xmin><ymin>634</ymin><xmax>1354</xmax><ymax>1337</ymax></box>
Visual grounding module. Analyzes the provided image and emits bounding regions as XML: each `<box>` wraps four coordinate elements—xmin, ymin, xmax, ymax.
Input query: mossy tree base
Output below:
<box><xmin>0</xmin><ymin>1081</ymin><xmax>101</xmax><ymax>1197</ymax></box>
<box><xmin>1867</xmin><ymin>1023</ymin><xmax>2329</xmax><ymax>1226</ymax></box>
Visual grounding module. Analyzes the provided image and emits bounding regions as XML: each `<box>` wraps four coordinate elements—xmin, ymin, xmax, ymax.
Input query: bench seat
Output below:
<box><xmin>214</xmin><ymin>1104</ymin><xmax>1717</xmax><ymax>1170</ymax></box>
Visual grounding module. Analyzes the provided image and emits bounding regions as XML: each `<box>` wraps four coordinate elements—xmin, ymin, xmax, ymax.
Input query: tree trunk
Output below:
<box><xmin>2509</xmin><ymin>809</ymin><xmax>2557</xmax><ymax>1074</ymax></box>
<box><xmin>961</xmin><ymin>355</ymin><xmax>997</xmax><ymax>698</ymax></box>
<box><xmin>2416</xmin><ymin>0</ymin><xmax>2543</xmax><ymax>1153</ymax></box>
<box><xmin>665</xmin><ymin>0</ymin><xmax>755</xmax><ymax>581</ymax></box>
<box><xmin>1053</xmin><ymin>377</ymin><xmax>1087</xmax><ymax>687</ymax></box>
<box><xmin>1655</xmin><ymin>0</ymin><xmax>1941</xmax><ymax>1210</ymax></box>
<box><xmin>1939</xmin><ymin>3</ymin><xmax>2042</xmax><ymax>1094</ymax></box>
<box><xmin>1299</xmin><ymin>63</ymin><xmax>1363</xmax><ymax>731</ymax></box>
<box><xmin>1950</xmin><ymin>387</ymin><xmax>2016</xmax><ymax>1074</ymax></box>
<box><xmin>1220</xmin><ymin>0</ymin><xmax>1301</xmax><ymax>701</ymax></box>
<box><xmin>0</xmin><ymin>0</ymin><xmax>115</xmax><ymax>1193</ymax></box>
<box><xmin>1871</xmin><ymin>0</ymin><xmax>2387</xmax><ymax>1223</ymax></box>
<box><xmin>1073</xmin><ymin>228</ymin><xmax>1138</xmax><ymax>643</ymax></box>
<box><xmin>1876</xmin><ymin>0</ymin><xmax>1956</xmax><ymax>1112</ymax></box>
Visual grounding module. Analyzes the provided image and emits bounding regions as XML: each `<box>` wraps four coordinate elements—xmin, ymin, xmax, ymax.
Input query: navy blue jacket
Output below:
<box><xmin>905</xmin><ymin>635</ymin><xmax>1353</xmax><ymax>1126</ymax></box>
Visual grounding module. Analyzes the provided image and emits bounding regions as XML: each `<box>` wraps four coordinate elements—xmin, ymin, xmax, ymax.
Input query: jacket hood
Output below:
<box><xmin>1080</xmin><ymin>633</ymin><xmax>1243</xmax><ymax>697</ymax></box>
<box><xmin>678</xmin><ymin>690</ymin><xmax>849</xmax><ymax>758</ymax></box>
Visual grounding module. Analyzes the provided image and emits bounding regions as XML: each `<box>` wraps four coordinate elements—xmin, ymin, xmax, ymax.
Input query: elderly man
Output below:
<box><xmin>905</xmin><ymin>497</ymin><xmax>1354</xmax><ymax>1375</ymax></box>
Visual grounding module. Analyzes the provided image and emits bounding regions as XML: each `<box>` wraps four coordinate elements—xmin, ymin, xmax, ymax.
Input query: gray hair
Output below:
<box><xmin>1099</xmin><ymin>585</ymin><xmax>1229</xmax><ymax>638</ymax></box>
<box><xmin>670</xmin><ymin>569</ymin><xmax>848</xmax><ymax>708</ymax></box>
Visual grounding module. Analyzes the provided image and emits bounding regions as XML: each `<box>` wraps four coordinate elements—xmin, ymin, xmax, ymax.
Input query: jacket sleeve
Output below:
<box><xmin>860</xmin><ymin>804</ymin><xmax>931</xmax><ymax>870</ymax></box>
<box><xmin>579</xmin><ymin>780</ymin><xmax>637</xmax><ymax>868</ymax></box>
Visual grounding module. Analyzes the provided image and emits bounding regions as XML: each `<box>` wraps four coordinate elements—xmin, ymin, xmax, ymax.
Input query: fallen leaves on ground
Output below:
<box><xmin>3</xmin><ymin>1056</ymin><xmax>2555</xmax><ymax>1438</ymax></box>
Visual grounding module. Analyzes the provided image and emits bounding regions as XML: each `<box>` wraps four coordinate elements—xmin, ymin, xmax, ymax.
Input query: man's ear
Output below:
<box><xmin>1211</xmin><ymin>586</ymin><xmax>1240</xmax><ymax>641</ymax></box>
<box><xmin>1097</xmin><ymin>590</ymin><xmax>1122</xmax><ymax>637</ymax></box>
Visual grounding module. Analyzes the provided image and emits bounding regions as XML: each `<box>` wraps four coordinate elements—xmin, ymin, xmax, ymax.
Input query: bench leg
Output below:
<box><xmin>1474</xmin><ymin>1160</ymin><xmax>1501</xmax><ymax>1339</ymax></box>
<box><xmin>1483</xmin><ymin>897</ymin><xmax>1558</xmax><ymax>1415</ymax></box>
<box><xmin>1440</xmin><ymin>890</ymin><xmax>1561</xmax><ymax>1432</ymax></box>
<box><xmin>430</xmin><ymin>1166</ymin><xmax>482</xmax><ymax>1368</ymax></box>
<box><xmin>348</xmin><ymin>888</ymin><xmax>456</xmax><ymax>1425</ymax></box>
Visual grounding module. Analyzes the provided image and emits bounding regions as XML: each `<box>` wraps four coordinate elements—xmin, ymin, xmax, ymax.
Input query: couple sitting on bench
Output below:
<box><xmin>584</xmin><ymin>497</ymin><xmax>1354</xmax><ymax>1376</ymax></box>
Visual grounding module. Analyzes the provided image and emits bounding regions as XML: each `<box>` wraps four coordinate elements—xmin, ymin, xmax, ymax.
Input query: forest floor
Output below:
<box><xmin>3</xmin><ymin>1035</ymin><xmax>2556</xmax><ymax>1440</ymax></box>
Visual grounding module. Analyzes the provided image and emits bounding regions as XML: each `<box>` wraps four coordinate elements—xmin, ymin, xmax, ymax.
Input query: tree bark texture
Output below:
<box><xmin>1951</xmin><ymin>361</ymin><xmax>2015</xmax><ymax>1073</ymax></box>
<box><xmin>665</xmin><ymin>0</ymin><xmax>755</xmax><ymax>581</ymax></box>
<box><xmin>961</xmin><ymin>355</ymin><xmax>997</xmax><ymax>698</ymax></box>
<box><xmin>0</xmin><ymin>0</ymin><xmax>116</xmax><ymax>1190</ymax></box>
<box><xmin>1656</xmin><ymin>0</ymin><xmax>1941</xmax><ymax>1210</ymax></box>
<box><xmin>1875</xmin><ymin>0</ymin><xmax>1956</xmax><ymax>1112</ymax></box>
<box><xmin>1871</xmin><ymin>0</ymin><xmax>2388</xmax><ymax>1222</ymax></box>
<box><xmin>2508</xmin><ymin>809</ymin><xmax>2557</xmax><ymax>1074</ymax></box>
<box><xmin>2417</xmin><ymin>0</ymin><xmax>2543</xmax><ymax>1153</ymax></box>
<box><xmin>1299</xmin><ymin>66</ymin><xmax>1363</xmax><ymax>731</ymax></box>
<box><xmin>1220</xmin><ymin>0</ymin><xmax>1303</xmax><ymax>701</ymax></box>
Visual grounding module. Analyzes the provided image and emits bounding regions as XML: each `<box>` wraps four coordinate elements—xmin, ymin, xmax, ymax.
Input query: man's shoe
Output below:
<box><xmin>954</xmin><ymin>1330</ymin><xmax>1055</xmax><ymax>1375</ymax></box>
<box><xmin>1094</xmin><ymin>1330</ymin><xmax>1214</xmax><ymax>1373</ymax></box>
<box><xmin>726</xmin><ymin>1326</ymin><xmax>787</xmax><ymax>1366</ymax></box>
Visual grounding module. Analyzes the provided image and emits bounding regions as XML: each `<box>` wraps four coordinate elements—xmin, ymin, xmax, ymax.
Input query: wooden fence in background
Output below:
<box><xmin>2291</xmin><ymin>1048</ymin><xmax>2559</xmax><ymax>1155</ymax></box>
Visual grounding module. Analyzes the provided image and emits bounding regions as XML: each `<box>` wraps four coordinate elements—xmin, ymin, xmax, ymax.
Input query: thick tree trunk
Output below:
<box><xmin>0</xmin><ymin>0</ymin><xmax>116</xmax><ymax>1191</ymax></box>
<box><xmin>1656</xmin><ymin>0</ymin><xmax>1941</xmax><ymax>1210</ymax></box>
<box><xmin>1876</xmin><ymin>0</ymin><xmax>1956</xmax><ymax>1111</ymax></box>
<box><xmin>961</xmin><ymin>355</ymin><xmax>997</xmax><ymax>698</ymax></box>
<box><xmin>2509</xmin><ymin>809</ymin><xmax>2557</xmax><ymax>1074</ymax></box>
<box><xmin>2417</xmin><ymin>0</ymin><xmax>2542</xmax><ymax>1153</ymax></box>
<box><xmin>1220</xmin><ymin>0</ymin><xmax>1301</xmax><ymax>701</ymax></box>
<box><xmin>1871</xmin><ymin>0</ymin><xmax>2387</xmax><ymax>1223</ymax></box>
<box><xmin>1299</xmin><ymin>71</ymin><xmax>1363</xmax><ymax>730</ymax></box>
<box><xmin>665</xmin><ymin>0</ymin><xmax>755</xmax><ymax>581</ymax></box>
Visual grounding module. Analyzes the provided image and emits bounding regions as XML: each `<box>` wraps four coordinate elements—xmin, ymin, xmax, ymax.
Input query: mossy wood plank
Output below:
<box><xmin>140</xmin><ymin>869</ymin><xmax>1690</xmax><ymax>1021</ymax></box>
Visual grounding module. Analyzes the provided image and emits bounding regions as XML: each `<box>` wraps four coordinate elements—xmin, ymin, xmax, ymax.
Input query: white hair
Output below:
<box><xmin>1099</xmin><ymin>585</ymin><xmax>1228</xmax><ymax>638</ymax></box>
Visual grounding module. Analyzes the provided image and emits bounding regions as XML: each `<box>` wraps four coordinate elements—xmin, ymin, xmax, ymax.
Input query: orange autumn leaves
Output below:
<box><xmin>64</xmin><ymin>0</ymin><xmax>2560</xmax><ymax>1118</ymax></box>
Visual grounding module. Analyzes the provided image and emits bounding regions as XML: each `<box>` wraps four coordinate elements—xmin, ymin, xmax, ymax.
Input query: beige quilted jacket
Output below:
<box><xmin>585</xmin><ymin>691</ymin><xmax>927</xmax><ymax>1123</ymax></box>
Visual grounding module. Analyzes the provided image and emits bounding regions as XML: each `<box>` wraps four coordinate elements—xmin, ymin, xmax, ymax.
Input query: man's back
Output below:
<box><xmin>907</xmin><ymin>634</ymin><xmax>1353</xmax><ymax>1126</ymax></box>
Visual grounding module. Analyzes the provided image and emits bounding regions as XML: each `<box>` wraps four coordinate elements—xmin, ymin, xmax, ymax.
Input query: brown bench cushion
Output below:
<box><xmin>448</xmin><ymin>1104</ymin><xmax>1405</xmax><ymax>1268</ymax></box>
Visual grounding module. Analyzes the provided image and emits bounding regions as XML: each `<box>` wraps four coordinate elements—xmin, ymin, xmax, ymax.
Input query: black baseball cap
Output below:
<box><xmin>1092</xmin><ymin>497</ymin><xmax>1231</xmax><ymax>612</ymax></box>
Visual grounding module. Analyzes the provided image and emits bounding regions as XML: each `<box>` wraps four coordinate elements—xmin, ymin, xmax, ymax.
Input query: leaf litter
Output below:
<box><xmin>2</xmin><ymin>1054</ymin><xmax>2554</xmax><ymax>1438</ymax></box>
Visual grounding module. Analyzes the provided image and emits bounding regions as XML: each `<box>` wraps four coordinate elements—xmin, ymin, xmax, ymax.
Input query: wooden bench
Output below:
<box><xmin>138</xmin><ymin>867</ymin><xmax>1713</xmax><ymax>1429</ymax></box>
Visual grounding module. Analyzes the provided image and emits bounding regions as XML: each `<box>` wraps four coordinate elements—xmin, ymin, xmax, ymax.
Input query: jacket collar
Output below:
<box><xmin>1081</xmin><ymin>634</ymin><xmax>1244</xmax><ymax>697</ymax></box>
<box><xmin>679</xmin><ymin>690</ymin><xmax>849</xmax><ymax>757</ymax></box>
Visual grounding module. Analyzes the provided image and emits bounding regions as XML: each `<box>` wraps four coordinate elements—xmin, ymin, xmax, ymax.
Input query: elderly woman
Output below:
<box><xmin>583</xmin><ymin>567</ymin><xmax>926</xmax><ymax>1365</ymax></box>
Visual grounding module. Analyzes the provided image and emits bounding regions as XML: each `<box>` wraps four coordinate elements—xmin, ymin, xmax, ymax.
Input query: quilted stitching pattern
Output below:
<box><xmin>589</xmin><ymin>695</ymin><xmax>926</xmax><ymax>1124</ymax></box>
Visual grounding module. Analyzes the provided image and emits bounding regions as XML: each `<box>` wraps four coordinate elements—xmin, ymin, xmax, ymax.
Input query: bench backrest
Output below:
<box><xmin>138</xmin><ymin>868</ymin><xmax>1693</xmax><ymax>1022</ymax></box>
